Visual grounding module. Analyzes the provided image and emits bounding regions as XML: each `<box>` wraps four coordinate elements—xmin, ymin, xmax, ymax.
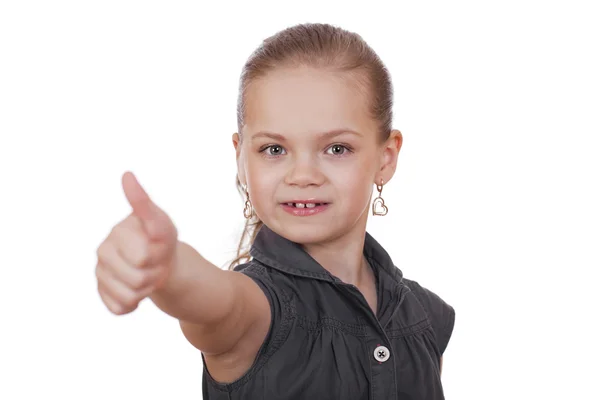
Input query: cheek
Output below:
<box><xmin>246</xmin><ymin>162</ymin><xmax>279</xmax><ymax>205</ymax></box>
<box><xmin>330</xmin><ymin>165</ymin><xmax>373</xmax><ymax>206</ymax></box>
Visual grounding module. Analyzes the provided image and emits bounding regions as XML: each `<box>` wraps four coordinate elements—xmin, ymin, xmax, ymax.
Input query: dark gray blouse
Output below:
<box><xmin>202</xmin><ymin>224</ymin><xmax>456</xmax><ymax>399</ymax></box>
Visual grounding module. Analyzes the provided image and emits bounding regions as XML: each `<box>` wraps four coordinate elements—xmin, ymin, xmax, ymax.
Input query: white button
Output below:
<box><xmin>374</xmin><ymin>345</ymin><xmax>390</xmax><ymax>362</ymax></box>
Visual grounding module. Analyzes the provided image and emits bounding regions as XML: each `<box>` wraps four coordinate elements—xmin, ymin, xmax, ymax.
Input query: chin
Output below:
<box><xmin>273</xmin><ymin>222</ymin><xmax>342</xmax><ymax>245</ymax></box>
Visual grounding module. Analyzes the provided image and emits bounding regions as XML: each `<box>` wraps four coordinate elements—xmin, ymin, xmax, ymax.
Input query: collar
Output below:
<box><xmin>249</xmin><ymin>224</ymin><xmax>404</xmax><ymax>285</ymax></box>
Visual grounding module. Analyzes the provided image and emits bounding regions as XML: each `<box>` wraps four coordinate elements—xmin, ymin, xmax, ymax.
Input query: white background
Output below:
<box><xmin>1</xmin><ymin>1</ymin><xmax>598</xmax><ymax>399</ymax></box>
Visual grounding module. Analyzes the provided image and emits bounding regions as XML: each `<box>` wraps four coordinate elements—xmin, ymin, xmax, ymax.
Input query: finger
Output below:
<box><xmin>109</xmin><ymin>224</ymin><xmax>151</xmax><ymax>268</ymax></box>
<box><xmin>96</xmin><ymin>262</ymin><xmax>144</xmax><ymax>311</ymax></box>
<box><xmin>98</xmin><ymin>284</ymin><xmax>131</xmax><ymax>315</ymax></box>
<box><xmin>97</xmin><ymin>243</ymin><xmax>158</xmax><ymax>291</ymax></box>
<box><xmin>111</xmin><ymin>224</ymin><xmax>174</xmax><ymax>267</ymax></box>
<box><xmin>121</xmin><ymin>171</ymin><xmax>176</xmax><ymax>242</ymax></box>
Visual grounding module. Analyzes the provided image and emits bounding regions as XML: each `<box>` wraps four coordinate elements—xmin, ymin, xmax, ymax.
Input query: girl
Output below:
<box><xmin>95</xmin><ymin>22</ymin><xmax>455</xmax><ymax>399</ymax></box>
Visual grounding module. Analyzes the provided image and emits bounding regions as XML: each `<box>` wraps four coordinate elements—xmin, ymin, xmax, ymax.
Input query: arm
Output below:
<box><xmin>440</xmin><ymin>356</ymin><xmax>443</xmax><ymax>376</ymax></box>
<box><xmin>150</xmin><ymin>241</ymin><xmax>270</xmax><ymax>355</ymax></box>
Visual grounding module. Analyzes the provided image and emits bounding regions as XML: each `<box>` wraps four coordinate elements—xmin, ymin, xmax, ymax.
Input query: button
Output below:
<box><xmin>373</xmin><ymin>345</ymin><xmax>390</xmax><ymax>362</ymax></box>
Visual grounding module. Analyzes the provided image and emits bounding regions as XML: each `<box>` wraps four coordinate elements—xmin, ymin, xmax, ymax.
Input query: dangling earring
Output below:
<box><xmin>372</xmin><ymin>178</ymin><xmax>388</xmax><ymax>216</ymax></box>
<box><xmin>243</xmin><ymin>186</ymin><xmax>254</xmax><ymax>219</ymax></box>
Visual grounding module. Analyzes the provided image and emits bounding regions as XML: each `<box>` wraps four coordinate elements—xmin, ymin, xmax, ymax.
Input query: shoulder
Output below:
<box><xmin>234</xmin><ymin>261</ymin><xmax>288</xmax><ymax>299</ymax></box>
<box><xmin>233</xmin><ymin>260</ymin><xmax>294</xmax><ymax>335</ymax></box>
<box><xmin>233</xmin><ymin>261</ymin><xmax>280</xmax><ymax>307</ymax></box>
<box><xmin>403</xmin><ymin>277</ymin><xmax>456</xmax><ymax>354</ymax></box>
<box><xmin>221</xmin><ymin>261</ymin><xmax>294</xmax><ymax>376</ymax></box>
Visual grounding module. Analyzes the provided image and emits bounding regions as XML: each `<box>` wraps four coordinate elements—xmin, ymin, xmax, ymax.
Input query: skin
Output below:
<box><xmin>233</xmin><ymin>66</ymin><xmax>403</xmax><ymax>293</ymax></box>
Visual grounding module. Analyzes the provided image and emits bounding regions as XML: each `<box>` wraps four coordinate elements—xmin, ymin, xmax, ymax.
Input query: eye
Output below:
<box><xmin>261</xmin><ymin>145</ymin><xmax>286</xmax><ymax>157</ymax></box>
<box><xmin>326</xmin><ymin>144</ymin><xmax>351</xmax><ymax>156</ymax></box>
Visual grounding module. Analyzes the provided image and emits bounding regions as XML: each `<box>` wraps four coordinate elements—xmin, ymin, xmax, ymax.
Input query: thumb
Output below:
<box><xmin>122</xmin><ymin>171</ymin><xmax>176</xmax><ymax>242</ymax></box>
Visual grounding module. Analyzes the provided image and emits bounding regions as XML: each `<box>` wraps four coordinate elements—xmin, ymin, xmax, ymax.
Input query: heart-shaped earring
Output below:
<box><xmin>372</xmin><ymin>197</ymin><xmax>388</xmax><ymax>216</ymax></box>
<box><xmin>372</xmin><ymin>179</ymin><xmax>388</xmax><ymax>216</ymax></box>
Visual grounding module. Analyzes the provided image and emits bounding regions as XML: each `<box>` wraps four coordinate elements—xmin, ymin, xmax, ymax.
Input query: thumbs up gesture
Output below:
<box><xmin>96</xmin><ymin>172</ymin><xmax>179</xmax><ymax>315</ymax></box>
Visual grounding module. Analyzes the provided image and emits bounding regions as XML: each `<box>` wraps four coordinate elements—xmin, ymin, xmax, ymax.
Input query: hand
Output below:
<box><xmin>96</xmin><ymin>171</ymin><xmax>178</xmax><ymax>315</ymax></box>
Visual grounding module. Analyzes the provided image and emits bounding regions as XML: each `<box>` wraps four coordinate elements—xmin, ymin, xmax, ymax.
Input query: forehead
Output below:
<box><xmin>244</xmin><ymin>66</ymin><xmax>375</xmax><ymax>136</ymax></box>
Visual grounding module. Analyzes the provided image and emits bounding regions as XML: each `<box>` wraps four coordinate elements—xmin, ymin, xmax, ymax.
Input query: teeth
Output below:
<box><xmin>286</xmin><ymin>202</ymin><xmax>324</xmax><ymax>208</ymax></box>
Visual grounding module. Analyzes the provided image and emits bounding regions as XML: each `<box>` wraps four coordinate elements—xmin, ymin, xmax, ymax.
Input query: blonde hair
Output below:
<box><xmin>227</xmin><ymin>22</ymin><xmax>394</xmax><ymax>270</ymax></box>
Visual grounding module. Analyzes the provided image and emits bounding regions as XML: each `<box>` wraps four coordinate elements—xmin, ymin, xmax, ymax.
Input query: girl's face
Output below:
<box><xmin>233</xmin><ymin>66</ymin><xmax>401</xmax><ymax>244</ymax></box>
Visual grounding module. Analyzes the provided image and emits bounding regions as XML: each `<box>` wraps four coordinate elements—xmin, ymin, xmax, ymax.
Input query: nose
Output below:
<box><xmin>284</xmin><ymin>154</ymin><xmax>325</xmax><ymax>187</ymax></box>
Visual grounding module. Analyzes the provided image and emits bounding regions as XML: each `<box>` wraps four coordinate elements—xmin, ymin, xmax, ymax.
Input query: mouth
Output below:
<box><xmin>281</xmin><ymin>201</ymin><xmax>329</xmax><ymax>209</ymax></box>
<box><xmin>280</xmin><ymin>200</ymin><xmax>331</xmax><ymax>216</ymax></box>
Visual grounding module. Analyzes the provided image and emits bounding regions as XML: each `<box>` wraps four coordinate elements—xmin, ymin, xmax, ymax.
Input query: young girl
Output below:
<box><xmin>95</xmin><ymin>22</ymin><xmax>455</xmax><ymax>399</ymax></box>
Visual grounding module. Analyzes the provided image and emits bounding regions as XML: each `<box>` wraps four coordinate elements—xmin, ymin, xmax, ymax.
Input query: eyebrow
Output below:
<box><xmin>251</xmin><ymin>129</ymin><xmax>362</xmax><ymax>142</ymax></box>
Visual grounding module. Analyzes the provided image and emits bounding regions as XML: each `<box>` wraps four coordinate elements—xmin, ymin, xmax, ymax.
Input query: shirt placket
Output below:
<box><xmin>335</xmin><ymin>280</ymin><xmax>398</xmax><ymax>400</ymax></box>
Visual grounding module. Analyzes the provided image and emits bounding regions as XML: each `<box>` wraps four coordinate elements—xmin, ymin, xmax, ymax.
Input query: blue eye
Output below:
<box><xmin>261</xmin><ymin>145</ymin><xmax>286</xmax><ymax>156</ymax></box>
<box><xmin>259</xmin><ymin>144</ymin><xmax>352</xmax><ymax>158</ymax></box>
<box><xmin>327</xmin><ymin>144</ymin><xmax>350</xmax><ymax>155</ymax></box>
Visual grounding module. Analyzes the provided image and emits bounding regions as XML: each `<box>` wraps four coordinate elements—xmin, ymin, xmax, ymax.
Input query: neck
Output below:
<box><xmin>301</xmin><ymin>217</ymin><xmax>371</xmax><ymax>287</ymax></box>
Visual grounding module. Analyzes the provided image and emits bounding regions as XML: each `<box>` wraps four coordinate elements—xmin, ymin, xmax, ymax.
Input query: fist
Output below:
<box><xmin>96</xmin><ymin>171</ymin><xmax>178</xmax><ymax>315</ymax></box>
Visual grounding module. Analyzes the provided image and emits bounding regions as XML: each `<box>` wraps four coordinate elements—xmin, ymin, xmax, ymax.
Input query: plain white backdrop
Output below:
<box><xmin>1</xmin><ymin>1</ymin><xmax>598</xmax><ymax>399</ymax></box>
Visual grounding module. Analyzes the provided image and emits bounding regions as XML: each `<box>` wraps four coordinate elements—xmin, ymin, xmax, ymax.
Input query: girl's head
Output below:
<box><xmin>229</xmin><ymin>23</ymin><xmax>402</xmax><ymax>269</ymax></box>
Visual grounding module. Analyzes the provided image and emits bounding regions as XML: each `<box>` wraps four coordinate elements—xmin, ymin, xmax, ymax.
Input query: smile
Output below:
<box><xmin>280</xmin><ymin>201</ymin><xmax>330</xmax><ymax>216</ymax></box>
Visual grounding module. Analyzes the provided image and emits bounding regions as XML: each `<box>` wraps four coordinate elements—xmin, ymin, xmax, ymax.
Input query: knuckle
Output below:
<box><xmin>121</xmin><ymin>292</ymin><xmax>139</xmax><ymax>309</ymax></box>
<box><xmin>96</xmin><ymin>241</ymin><xmax>108</xmax><ymax>259</ymax></box>
<box><xmin>125</xmin><ymin>214</ymin><xmax>142</xmax><ymax>227</ymax></box>
<box><xmin>120</xmin><ymin>231</ymin><xmax>150</xmax><ymax>267</ymax></box>
<box><xmin>112</xmin><ymin>224</ymin><xmax>129</xmax><ymax>242</ymax></box>
<box><xmin>132</xmin><ymin>250</ymin><xmax>150</xmax><ymax>268</ymax></box>
<box><xmin>112</xmin><ymin>222</ymin><xmax>135</xmax><ymax>243</ymax></box>
<box><xmin>130</xmin><ymin>240</ymin><xmax>150</xmax><ymax>267</ymax></box>
<box><xmin>109</xmin><ymin>223</ymin><xmax>123</xmax><ymax>238</ymax></box>
<box><xmin>131</xmin><ymin>271</ymin><xmax>150</xmax><ymax>290</ymax></box>
<box><xmin>95</xmin><ymin>263</ymin><xmax>108</xmax><ymax>284</ymax></box>
<box><xmin>107</xmin><ymin>296</ymin><xmax>127</xmax><ymax>315</ymax></box>
<box><xmin>99</xmin><ymin>288</ymin><xmax>119</xmax><ymax>314</ymax></box>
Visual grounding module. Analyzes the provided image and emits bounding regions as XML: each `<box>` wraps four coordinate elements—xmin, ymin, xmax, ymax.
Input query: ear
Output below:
<box><xmin>377</xmin><ymin>129</ymin><xmax>403</xmax><ymax>184</ymax></box>
<box><xmin>232</xmin><ymin>132</ymin><xmax>247</xmax><ymax>186</ymax></box>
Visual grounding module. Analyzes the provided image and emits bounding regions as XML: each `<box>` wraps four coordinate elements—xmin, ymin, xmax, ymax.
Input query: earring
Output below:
<box><xmin>372</xmin><ymin>179</ymin><xmax>388</xmax><ymax>216</ymax></box>
<box><xmin>243</xmin><ymin>187</ymin><xmax>254</xmax><ymax>219</ymax></box>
